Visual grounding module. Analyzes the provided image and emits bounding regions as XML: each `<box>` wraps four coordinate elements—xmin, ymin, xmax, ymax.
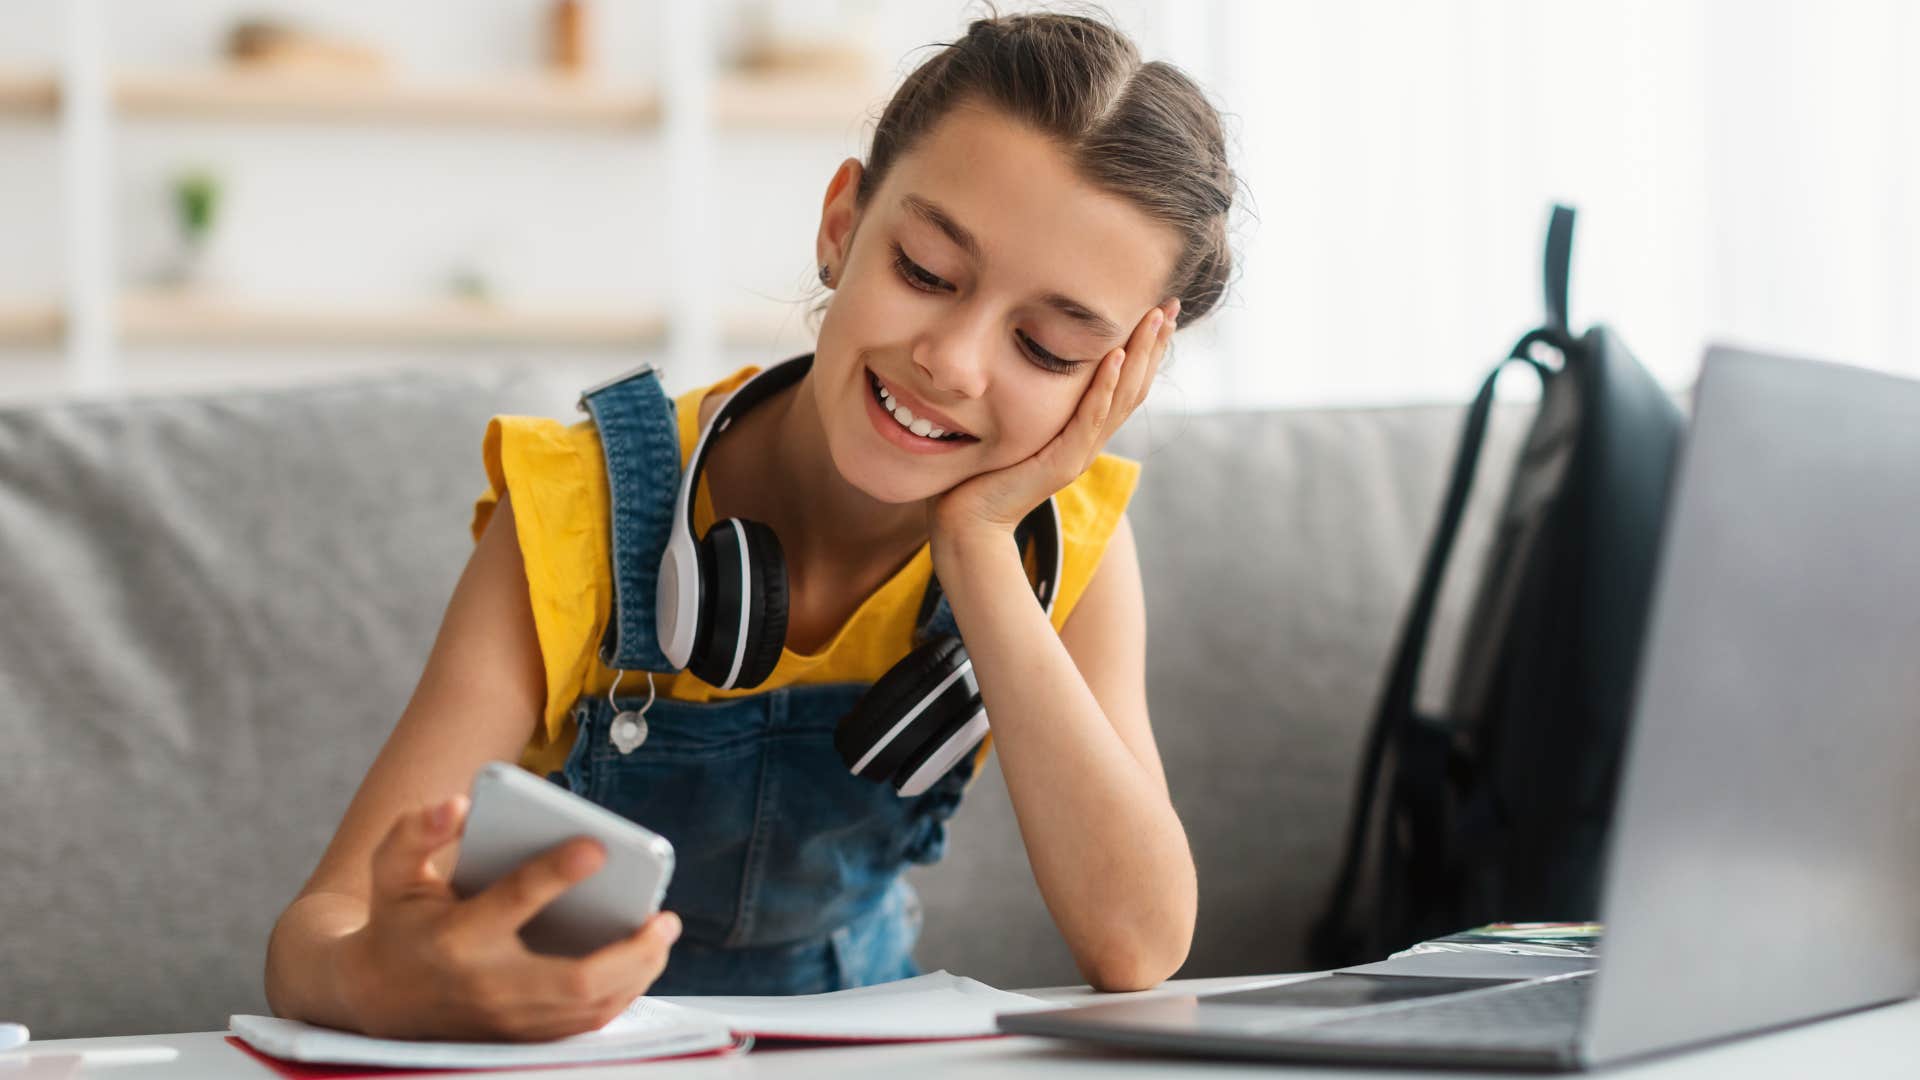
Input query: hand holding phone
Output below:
<box><xmin>330</xmin><ymin>765</ymin><xmax>680</xmax><ymax>1042</ymax></box>
<box><xmin>451</xmin><ymin>762</ymin><xmax>676</xmax><ymax>957</ymax></box>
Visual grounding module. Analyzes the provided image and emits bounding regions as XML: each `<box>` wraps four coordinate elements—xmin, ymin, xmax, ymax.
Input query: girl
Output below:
<box><xmin>265</xmin><ymin>8</ymin><xmax>1238</xmax><ymax>1041</ymax></box>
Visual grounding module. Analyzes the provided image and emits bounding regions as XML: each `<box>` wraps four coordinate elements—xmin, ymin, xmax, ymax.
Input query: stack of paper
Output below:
<box><xmin>658</xmin><ymin>969</ymin><xmax>1050</xmax><ymax>1041</ymax></box>
<box><xmin>229</xmin><ymin>971</ymin><xmax>1053</xmax><ymax>1072</ymax></box>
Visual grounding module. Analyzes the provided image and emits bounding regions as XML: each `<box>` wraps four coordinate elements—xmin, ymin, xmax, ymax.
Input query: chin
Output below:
<box><xmin>826</xmin><ymin>408</ymin><xmax>988</xmax><ymax>505</ymax></box>
<box><xmin>824</xmin><ymin>428</ymin><xmax>957</xmax><ymax>505</ymax></box>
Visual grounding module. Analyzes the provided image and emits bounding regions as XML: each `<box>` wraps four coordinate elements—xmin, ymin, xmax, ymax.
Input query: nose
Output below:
<box><xmin>912</xmin><ymin>308</ymin><xmax>993</xmax><ymax>400</ymax></box>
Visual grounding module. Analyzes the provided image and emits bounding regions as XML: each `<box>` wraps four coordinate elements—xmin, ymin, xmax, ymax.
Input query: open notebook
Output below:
<box><xmin>229</xmin><ymin>971</ymin><xmax>1052</xmax><ymax>1074</ymax></box>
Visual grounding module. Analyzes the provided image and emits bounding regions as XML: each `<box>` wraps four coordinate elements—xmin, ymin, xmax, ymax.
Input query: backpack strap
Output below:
<box><xmin>1544</xmin><ymin>204</ymin><xmax>1575</xmax><ymax>336</ymax></box>
<box><xmin>1311</xmin><ymin>203</ymin><xmax>1590</xmax><ymax>963</ymax></box>
<box><xmin>1309</xmin><ymin>351</ymin><xmax>1548</xmax><ymax>964</ymax></box>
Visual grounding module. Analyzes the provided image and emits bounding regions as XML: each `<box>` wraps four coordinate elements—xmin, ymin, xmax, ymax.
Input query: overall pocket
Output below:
<box><xmin>567</xmin><ymin>693</ymin><xmax>772</xmax><ymax>947</ymax></box>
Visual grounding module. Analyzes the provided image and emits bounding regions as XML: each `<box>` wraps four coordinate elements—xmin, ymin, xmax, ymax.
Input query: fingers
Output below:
<box><xmin>501</xmin><ymin>911</ymin><xmax>681</xmax><ymax>1039</ymax></box>
<box><xmin>455</xmin><ymin>836</ymin><xmax>607</xmax><ymax>937</ymax></box>
<box><xmin>1054</xmin><ymin>297</ymin><xmax>1178</xmax><ymax>471</ymax></box>
<box><xmin>1088</xmin><ymin>344</ymin><xmax>1127</xmax><ymax>435</ymax></box>
<box><xmin>572</xmin><ymin>910</ymin><xmax>683</xmax><ymax>1002</ymax></box>
<box><xmin>1114</xmin><ymin>298</ymin><xmax>1177</xmax><ymax>422</ymax></box>
<box><xmin>370</xmin><ymin>794</ymin><xmax>469</xmax><ymax>902</ymax></box>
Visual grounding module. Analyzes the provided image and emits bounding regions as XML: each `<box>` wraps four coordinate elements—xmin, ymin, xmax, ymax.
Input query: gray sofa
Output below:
<box><xmin>0</xmin><ymin>366</ymin><xmax>1521</xmax><ymax>1038</ymax></box>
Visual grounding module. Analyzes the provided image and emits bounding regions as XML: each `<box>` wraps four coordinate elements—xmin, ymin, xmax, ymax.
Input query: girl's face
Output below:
<box><xmin>811</xmin><ymin>103</ymin><xmax>1182</xmax><ymax>505</ymax></box>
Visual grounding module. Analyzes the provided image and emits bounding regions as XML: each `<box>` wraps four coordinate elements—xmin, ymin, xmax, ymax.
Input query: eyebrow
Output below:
<box><xmin>899</xmin><ymin>194</ymin><xmax>1123</xmax><ymax>340</ymax></box>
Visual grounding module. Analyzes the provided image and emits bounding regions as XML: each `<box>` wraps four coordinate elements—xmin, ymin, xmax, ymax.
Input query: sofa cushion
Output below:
<box><xmin>0</xmin><ymin>369</ymin><xmax>561</xmax><ymax>1038</ymax></box>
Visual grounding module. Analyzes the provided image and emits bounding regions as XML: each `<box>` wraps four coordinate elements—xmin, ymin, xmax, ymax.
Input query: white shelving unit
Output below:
<box><xmin>12</xmin><ymin>1</ymin><xmax>884</xmax><ymax>385</ymax></box>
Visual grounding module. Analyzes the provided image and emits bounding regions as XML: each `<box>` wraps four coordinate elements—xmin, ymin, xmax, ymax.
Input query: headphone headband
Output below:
<box><xmin>657</xmin><ymin>355</ymin><xmax>812</xmax><ymax>671</ymax></box>
<box><xmin>668</xmin><ymin>354</ymin><xmax>815</xmax><ymax>560</ymax></box>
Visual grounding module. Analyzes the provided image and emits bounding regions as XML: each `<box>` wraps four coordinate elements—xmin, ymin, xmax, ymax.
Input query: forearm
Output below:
<box><xmin>934</xmin><ymin>529</ymin><xmax>1196</xmax><ymax>990</ymax></box>
<box><xmin>264</xmin><ymin>891</ymin><xmax>370</xmax><ymax>1029</ymax></box>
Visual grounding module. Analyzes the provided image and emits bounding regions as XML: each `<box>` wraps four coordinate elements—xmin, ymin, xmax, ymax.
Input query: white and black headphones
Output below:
<box><xmin>655</xmin><ymin>354</ymin><xmax>1062</xmax><ymax>796</ymax></box>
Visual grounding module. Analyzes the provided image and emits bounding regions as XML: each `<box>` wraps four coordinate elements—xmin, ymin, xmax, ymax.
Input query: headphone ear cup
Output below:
<box><xmin>733</xmin><ymin>519</ymin><xmax>787</xmax><ymax>689</ymax></box>
<box><xmin>688</xmin><ymin>518</ymin><xmax>787</xmax><ymax>689</ymax></box>
<box><xmin>689</xmin><ymin>521</ymin><xmax>745</xmax><ymax>687</ymax></box>
<box><xmin>836</xmin><ymin>635</ymin><xmax>974</xmax><ymax>782</ymax></box>
<box><xmin>891</xmin><ymin>702</ymin><xmax>989</xmax><ymax>797</ymax></box>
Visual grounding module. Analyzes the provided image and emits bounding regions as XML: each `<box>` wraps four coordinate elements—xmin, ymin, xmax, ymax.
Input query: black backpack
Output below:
<box><xmin>1309</xmin><ymin>206</ymin><xmax>1686</xmax><ymax>966</ymax></box>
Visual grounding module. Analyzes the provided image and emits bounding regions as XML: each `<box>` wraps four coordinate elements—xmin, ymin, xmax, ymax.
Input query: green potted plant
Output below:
<box><xmin>166</xmin><ymin>168</ymin><xmax>222</xmax><ymax>286</ymax></box>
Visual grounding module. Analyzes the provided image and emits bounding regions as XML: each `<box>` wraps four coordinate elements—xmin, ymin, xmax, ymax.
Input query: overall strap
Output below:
<box><xmin>914</xmin><ymin>585</ymin><xmax>961</xmax><ymax>645</ymax></box>
<box><xmin>578</xmin><ymin>364</ymin><xmax>681</xmax><ymax>672</ymax></box>
<box><xmin>911</xmin><ymin>501</ymin><xmax>1057</xmax><ymax>648</ymax></box>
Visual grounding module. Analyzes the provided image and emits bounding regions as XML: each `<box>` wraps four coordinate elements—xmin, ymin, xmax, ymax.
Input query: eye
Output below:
<box><xmin>889</xmin><ymin>243</ymin><xmax>949</xmax><ymax>293</ymax></box>
<box><xmin>1017</xmin><ymin>330</ymin><xmax>1080</xmax><ymax>375</ymax></box>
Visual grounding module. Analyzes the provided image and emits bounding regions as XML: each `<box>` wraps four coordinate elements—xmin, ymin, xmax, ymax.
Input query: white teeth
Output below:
<box><xmin>872</xmin><ymin>371</ymin><xmax>962</xmax><ymax>441</ymax></box>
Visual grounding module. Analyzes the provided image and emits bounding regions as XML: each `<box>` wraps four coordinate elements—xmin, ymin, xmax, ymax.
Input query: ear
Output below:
<box><xmin>816</xmin><ymin>158</ymin><xmax>864</xmax><ymax>279</ymax></box>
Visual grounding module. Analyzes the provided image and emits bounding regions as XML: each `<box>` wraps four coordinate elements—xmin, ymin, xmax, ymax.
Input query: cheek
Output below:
<box><xmin>980</xmin><ymin>380</ymin><xmax>1082</xmax><ymax>466</ymax></box>
<box><xmin>820</xmin><ymin>267</ymin><xmax>927</xmax><ymax>350</ymax></box>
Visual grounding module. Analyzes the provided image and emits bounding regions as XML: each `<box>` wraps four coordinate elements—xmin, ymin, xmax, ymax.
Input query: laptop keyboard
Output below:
<box><xmin>1274</xmin><ymin>974</ymin><xmax>1590</xmax><ymax>1053</ymax></box>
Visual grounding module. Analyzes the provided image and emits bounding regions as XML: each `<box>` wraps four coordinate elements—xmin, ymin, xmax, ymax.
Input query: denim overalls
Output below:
<box><xmin>554</xmin><ymin>366</ymin><xmax>975</xmax><ymax>995</ymax></box>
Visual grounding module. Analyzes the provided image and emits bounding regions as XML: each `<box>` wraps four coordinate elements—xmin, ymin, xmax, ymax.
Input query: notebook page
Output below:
<box><xmin>658</xmin><ymin>970</ymin><xmax>1052</xmax><ymax>1040</ymax></box>
<box><xmin>229</xmin><ymin>996</ymin><xmax>734</xmax><ymax>1070</ymax></box>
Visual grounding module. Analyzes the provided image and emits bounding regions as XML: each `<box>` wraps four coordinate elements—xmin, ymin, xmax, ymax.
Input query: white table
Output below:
<box><xmin>21</xmin><ymin>975</ymin><xmax>1920</xmax><ymax>1078</ymax></box>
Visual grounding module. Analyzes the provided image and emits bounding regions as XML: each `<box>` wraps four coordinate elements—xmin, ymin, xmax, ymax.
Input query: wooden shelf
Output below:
<box><xmin>0</xmin><ymin>300</ymin><xmax>63</xmax><ymax>345</ymax></box>
<box><xmin>108</xmin><ymin>68</ymin><xmax>878</xmax><ymax>130</ymax></box>
<box><xmin>0</xmin><ymin>70</ymin><xmax>59</xmax><ymax>115</ymax></box>
<box><xmin>110</xmin><ymin>292</ymin><xmax>819</xmax><ymax>350</ymax></box>
<box><xmin>119</xmin><ymin>291</ymin><xmax>666</xmax><ymax>347</ymax></box>
<box><xmin>115</xmin><ymin>69</ymin><xmax>662</xmax><ymax>128</ymax></box>
<box><xmin>713</xmin><ymin>70</ymin><xmax>882</xmax><ymax>130</ymax></box>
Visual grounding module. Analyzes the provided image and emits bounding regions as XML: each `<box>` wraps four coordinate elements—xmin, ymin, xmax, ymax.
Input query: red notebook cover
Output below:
<box><xmin>224</xmin><ymin>1034</ymin><xmax>750</xmax><ymax>1079</ymax></box>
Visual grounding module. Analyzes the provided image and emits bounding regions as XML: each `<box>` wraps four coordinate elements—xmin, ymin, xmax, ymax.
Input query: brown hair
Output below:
<box><xmin>815</xmin><ymin>5</ymin><xmax>1241</xmax><ymax>330</ymax></box>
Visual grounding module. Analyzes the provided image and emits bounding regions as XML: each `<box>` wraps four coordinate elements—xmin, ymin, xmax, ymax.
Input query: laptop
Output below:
<box><xmin>998</xmin><ymin>345</ymin><xmax>1920</xmax><ymax>1069</ymax></box>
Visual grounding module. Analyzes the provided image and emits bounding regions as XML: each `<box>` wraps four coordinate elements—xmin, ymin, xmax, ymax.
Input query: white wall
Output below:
<box><xmin>1216</xmin><ymin>0</ymin><xmax>1920</xmax><ymax>407</ymax></box>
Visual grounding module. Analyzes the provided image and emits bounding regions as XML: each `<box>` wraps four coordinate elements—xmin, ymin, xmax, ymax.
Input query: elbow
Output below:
<box><xmin>1077</xmin><ymin>897</ymin><xmax>1196</xmax><ymax>993</ymax></box>
<box><xmin>1080</xmin><ymin>932</ymin><xmax>1193</xmax><ymax>993</ymax></box>
<box><xmin>1067</xmin><ymin>827</ymin><xmax>1199</xmax><ymax>992</ymax></box>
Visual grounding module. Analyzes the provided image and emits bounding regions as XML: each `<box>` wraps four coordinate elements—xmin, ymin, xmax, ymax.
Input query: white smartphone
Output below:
<box><xmin>449</xmin><ymin>761</ymin><xmax>675</xmax><ymax>957</ymax></box>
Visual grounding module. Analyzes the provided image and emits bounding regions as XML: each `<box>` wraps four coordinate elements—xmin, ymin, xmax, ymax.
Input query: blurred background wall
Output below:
<box><xmin>0</xmin><ymin>0</ymin><xmax>1913</xmax><ymax>412</ymax></box>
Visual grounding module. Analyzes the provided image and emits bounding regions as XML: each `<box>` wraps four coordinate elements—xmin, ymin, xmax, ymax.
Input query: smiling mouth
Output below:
<box><xmin>868</xmin><ymin>370</ymin><xmax>976</xmax><ymax>442</ymax></box>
